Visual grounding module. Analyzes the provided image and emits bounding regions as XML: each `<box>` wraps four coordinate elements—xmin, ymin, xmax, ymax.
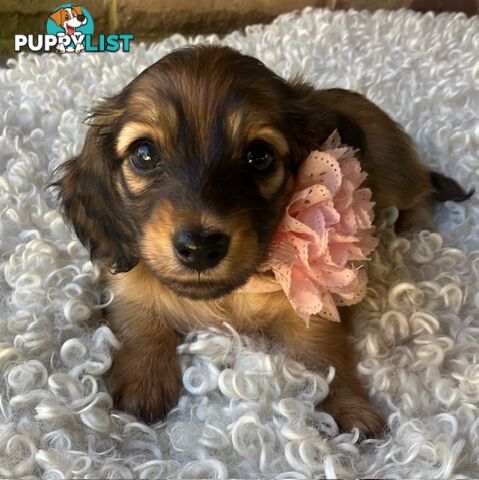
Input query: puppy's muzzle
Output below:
<box><xmin>173</xmin><ymin>226</ymin><xmax>230</xmax><ymax>271</ymax></box>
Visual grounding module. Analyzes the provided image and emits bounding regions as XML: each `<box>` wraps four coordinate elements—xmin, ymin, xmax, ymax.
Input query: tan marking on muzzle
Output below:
<box><xmin>140</xmin><ymin>202</ymin><xmax>261</xmax><ymax>282</ymax></box>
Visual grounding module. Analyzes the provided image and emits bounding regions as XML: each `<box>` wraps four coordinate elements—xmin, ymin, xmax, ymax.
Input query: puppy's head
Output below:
<box><xmin>49</xmin><ymin>6</ymin><xmax>86</xmax><ymax>30</ymax></box>
<box><xmin>56</xmin><ymin>46</ymin><xmax>332</xmax><ymax>299</ymax></box>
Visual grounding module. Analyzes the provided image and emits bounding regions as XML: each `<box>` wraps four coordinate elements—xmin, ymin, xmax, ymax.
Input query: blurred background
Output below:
<box><xmin>1</xmin><ymin>0</ymin><xmax>477</xmax><ymax>56</ymax></box>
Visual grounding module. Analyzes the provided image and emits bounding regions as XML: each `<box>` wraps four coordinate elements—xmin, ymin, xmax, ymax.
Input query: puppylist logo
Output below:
<box><xmin>14</xmin><ymin>4</ymin><xmax>134</xmax><ymax>54</ymax></box>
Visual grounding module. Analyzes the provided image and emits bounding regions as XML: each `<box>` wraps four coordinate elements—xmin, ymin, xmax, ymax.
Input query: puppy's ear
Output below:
<box><xmin>53</xmin><ymin>103</ymin><xmax>139</xmax><ymax>274</ymax></box>
<box><xmin>72</xmin><ymin>5</ymin><xmax>83</xmax><ymax>16</ymax></box>
<box><xmin>49</xmin><ymin>9</ymin><xmax>64</xmax><ymax>26</ymax></box>
<box><xmin>285</xmin><ymin>79</ymin><xmax>336</xmax><ymax>163</ymax></box>
<box><xmin>285</xmin><ymin>79</ymin><xmax>364</xmax><ymax>164</ymax></box>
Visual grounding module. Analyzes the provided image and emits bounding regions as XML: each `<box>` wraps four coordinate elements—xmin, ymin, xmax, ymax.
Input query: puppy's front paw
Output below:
<box><xmin>320</xmin><ymin>390</ymin><xmax>386</xmax><ymax>437</ymax></box>
<box><xmin>75</xmin><ymin>43</ymin><xmax>84</xmax><ymax>54</ymax></box>
<box><xmin>106</xmin><ymin>348</ymin><xmax>182</xmax><ymax>423</ymax></box>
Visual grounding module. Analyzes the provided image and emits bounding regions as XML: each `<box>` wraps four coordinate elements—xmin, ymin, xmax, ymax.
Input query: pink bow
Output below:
<box><xmin>242</xmin><ymin>131</ymin><xmax>378</xmax><ymax>326</ymax></box>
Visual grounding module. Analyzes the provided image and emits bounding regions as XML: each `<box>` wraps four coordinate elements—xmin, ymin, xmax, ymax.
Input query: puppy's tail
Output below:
<box><xmin>430</xmin><ymin>171</ymin><xmax>474</xmax><ymax>203</ymax></box>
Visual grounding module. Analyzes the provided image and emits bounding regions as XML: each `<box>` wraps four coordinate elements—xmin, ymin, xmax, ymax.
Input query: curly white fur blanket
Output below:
<box><xmin>1</xmin><ymin>7</ymin><xmax>478</xmax><ymax>479</ymax></box>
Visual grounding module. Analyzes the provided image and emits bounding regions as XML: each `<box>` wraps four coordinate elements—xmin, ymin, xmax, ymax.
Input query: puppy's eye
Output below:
<box><xmin>245</xmin><ymin>141</ymin><xmax>275</xmax><ymax>172</ymax></box>
<box><xmin>130</xmin><ymin>143</ymin><xmax>159</xmax><ymax>171</ymax></box>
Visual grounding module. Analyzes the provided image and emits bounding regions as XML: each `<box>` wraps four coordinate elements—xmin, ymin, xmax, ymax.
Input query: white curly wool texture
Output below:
<box><xmin>1</xmin><ymin>7</ymin><xmax>478</xmax><ymax>479</ymax></box>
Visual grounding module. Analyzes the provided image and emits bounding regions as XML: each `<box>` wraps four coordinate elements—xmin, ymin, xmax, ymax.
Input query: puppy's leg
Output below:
<box><xmin>267</xmin><ymin>314</ymin><xmax>385</xmax><ymax>436</ymax></box>
<box><xmin>106</xmin><ymin>322</ymin><xmax>182</xmax><ymax>423</ymax></box>
<box><xmin>396</xmin><ymin>197</ymin><xmax>434</xmax><ymax>233</ymax></box>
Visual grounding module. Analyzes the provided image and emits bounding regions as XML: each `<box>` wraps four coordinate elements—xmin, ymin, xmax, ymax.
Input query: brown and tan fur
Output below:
<box><xmin>54</xmin><ymin>45</ymin><xmax>471</xmax><ymax>434</ymax></box>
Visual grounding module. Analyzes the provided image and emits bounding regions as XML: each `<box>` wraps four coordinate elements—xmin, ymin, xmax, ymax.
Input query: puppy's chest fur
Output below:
<box><xmin>106</xmin><ymin>261</ymin><xmax>294</xmax><ymax>340</ymax></box>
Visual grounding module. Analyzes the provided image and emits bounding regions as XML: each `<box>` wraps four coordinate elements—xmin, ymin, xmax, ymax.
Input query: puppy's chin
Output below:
<box><xmin>159</xmin><ymin>275</ymin><xmax>253</xmax><ymax>300</ymax></box>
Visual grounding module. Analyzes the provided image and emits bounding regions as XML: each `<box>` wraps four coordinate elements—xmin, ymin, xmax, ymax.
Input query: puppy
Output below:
<box><xmin>55</xmin><ymin>46</ymin><xmax>471</xmax><ymax>435</ymax></box>
<box><xmin>49</xmin><ymin>5</ymin><xmax>88</xmax><ymax>54</ymax></box>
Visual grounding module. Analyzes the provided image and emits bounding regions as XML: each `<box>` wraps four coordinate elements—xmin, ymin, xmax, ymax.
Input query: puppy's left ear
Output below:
<box><xmin>52</xmin><ymin>102</ymin><xmax>139</xmax><ymax>273</ymax></box>
<box><xmin>72</xmin><ymin>5</ymin><xmax>83</xmax><ymax>16</ymax></box>
<box><xmin>284</xmin><ymin>79</ymin><xmax>336</xmax><ymax>164</ymax></box>
<box><xmin>285</xmin><ymin>79</ymin><xmax>364</xmax><ymax>166</ymax></box>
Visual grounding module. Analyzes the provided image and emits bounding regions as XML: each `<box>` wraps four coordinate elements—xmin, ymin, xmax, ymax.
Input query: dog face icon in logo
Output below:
<box><xmin>47</xmin><ymin>4</ymin><xmax>94</xmax><ymax>54</ymax></box>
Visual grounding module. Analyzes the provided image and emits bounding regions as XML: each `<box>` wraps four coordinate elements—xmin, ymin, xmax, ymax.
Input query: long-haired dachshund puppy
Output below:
<box><xmin>55</xmin><ymin>46</ymin><xmax>471</xmax><ymax>435</ymax></box>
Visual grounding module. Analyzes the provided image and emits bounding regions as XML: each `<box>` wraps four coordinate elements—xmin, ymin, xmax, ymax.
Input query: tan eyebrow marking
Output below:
<box><xmin>226</xmin><ymin>110</ymin><xmax>244</xmax><ymax>140</ymax></box>
<box><xmin>116</xmin><ymin>122</ymin><xmax>164</xmax><ymax>157</ymax></box>
<box><xmin>129</xmin><ymin>92</ymin><xmax>178</xmax><ymax>133</ymax></box>
<box><xmin>248</xmin><ymin>126</ymin><xmax>289</xmax><ymax>157</ymax></box>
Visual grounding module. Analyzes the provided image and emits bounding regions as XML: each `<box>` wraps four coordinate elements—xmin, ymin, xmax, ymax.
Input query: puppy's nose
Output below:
<box><xmin>77</xmin><ymin>15</ymin><xmax>86</xmax><ymax>22</ymax></box>
<box><xmin>173</xmin><ymin>227</ymin><xmax>230</xmax><ymax>271</ymax></box>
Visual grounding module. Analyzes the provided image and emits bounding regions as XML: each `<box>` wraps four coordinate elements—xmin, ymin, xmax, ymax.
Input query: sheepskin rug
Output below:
<box><xmin>1</xmin><ymin>7</ymin><xmax>478</xmax><ymax>479</ymax></box>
